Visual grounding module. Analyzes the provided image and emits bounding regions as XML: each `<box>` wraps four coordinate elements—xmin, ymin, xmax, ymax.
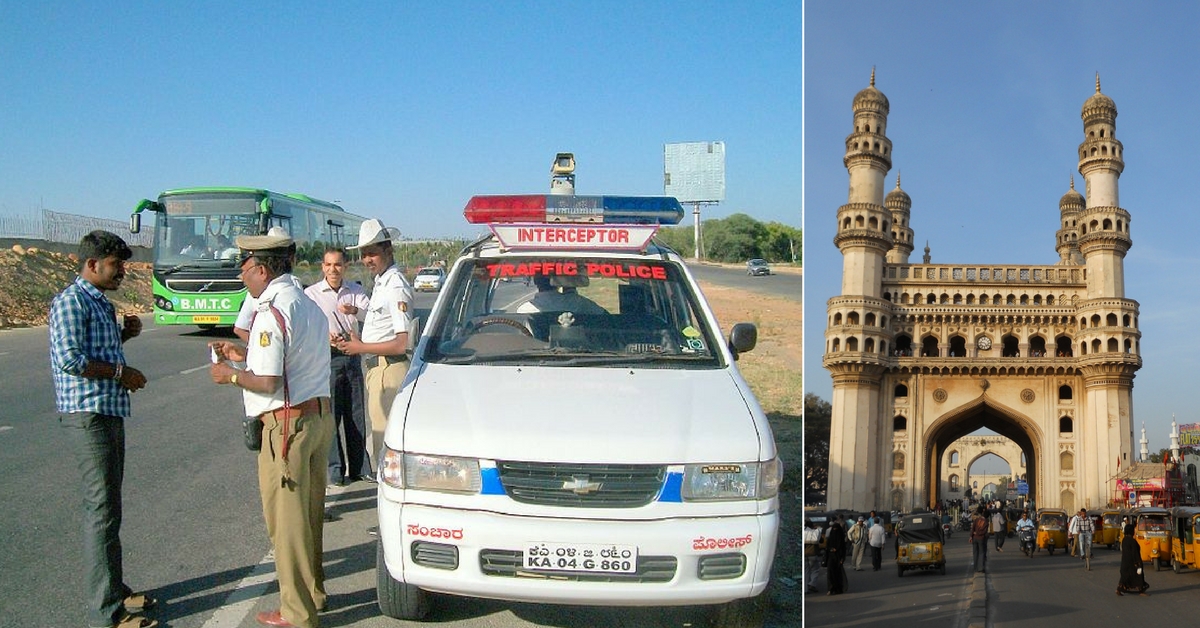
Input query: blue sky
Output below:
<box><xmin>804</xmin><ymin>1</ymin><xmax>1200</xmax><ymax>465</ymax></box>
<box><xmin>0</xmin><ymin>1</ymin><xmax>800</xmax><ymax>238</ymax></box>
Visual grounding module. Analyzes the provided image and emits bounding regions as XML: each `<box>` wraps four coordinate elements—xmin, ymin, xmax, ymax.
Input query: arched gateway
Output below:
<box><xmin>824</xmin><ymin>73</ymin><xmax>1140</xmax><ymax>513</ymax></box>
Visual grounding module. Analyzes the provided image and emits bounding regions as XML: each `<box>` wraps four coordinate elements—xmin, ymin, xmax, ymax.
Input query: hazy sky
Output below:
<box><xmin>0</xmin><ymin>1</ymin><xmax>801</xmax><ymax>238</ymax></box>
<box><xmin>804</xmin><ymin>1</ymin><xmax>1200</xmax><ymax>461</ymax></box>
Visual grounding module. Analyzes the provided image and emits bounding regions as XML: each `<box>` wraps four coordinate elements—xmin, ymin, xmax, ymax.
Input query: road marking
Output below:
<box><xmin>181</xmin><ymin>364</ymin><xmax>210</xmax><ymax>375</ymax></box>
<box><xmin>0</xmin><ymin>351</ymin><xmax>10</xmax><ymax>356</ymax></box>
<box><xmin>200</xmin><ymin>553</ymin><xmax>277</xmax><ymax>628</ymax></box>
<box><xmin>0</xmin><ymin>426</ymin><xmax>12</xmax><ymax>433</ymax></box>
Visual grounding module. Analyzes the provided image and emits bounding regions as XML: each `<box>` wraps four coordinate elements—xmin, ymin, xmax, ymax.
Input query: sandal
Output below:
<box><xmin>114</xmin><ymin>614</ymin><xmax>158</xmax><ymax>628</ymax></box>
<box><xmin>124</xmin><ymin>593</ymin><xmax>157</xmax><ymax>612</ymax></box>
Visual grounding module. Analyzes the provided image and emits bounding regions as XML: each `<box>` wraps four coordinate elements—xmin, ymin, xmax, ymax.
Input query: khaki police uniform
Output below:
<box><xmin>360</xmin><ymin>264</ymin><xmax>414</xmax><ymax>457</ymax></box>
<box><xmin>242</xmin><ymin>272</ymin><xmax>332</xmax><ymax>628</ymax></box>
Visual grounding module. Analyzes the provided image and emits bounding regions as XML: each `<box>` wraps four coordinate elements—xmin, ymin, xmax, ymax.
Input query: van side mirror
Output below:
<box><xmin>729</xmin><ymin>323</ymin><xmax>757</xmax><ymax>359</ymax></box>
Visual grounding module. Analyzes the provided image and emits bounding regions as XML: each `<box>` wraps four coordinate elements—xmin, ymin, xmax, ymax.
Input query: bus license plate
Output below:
<box><xmin>523</xmin><ymin>542</ymin><xmax>638</xmax><ymax>574</ymax></box>
<box><xmin>192</xmin><ymin>315</ymin><xmax>220</xmax><ymax>324</ymax></box>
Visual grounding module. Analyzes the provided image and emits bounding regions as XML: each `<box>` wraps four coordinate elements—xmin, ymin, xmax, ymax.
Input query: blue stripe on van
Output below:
<box><xmin>481</xmin><ymin>467</ymin><xmax>505</xmax><ymax>495</ymax></box>
<box><xmin>658</xmin><ymin>472</ymin><xmax>683</xmax><ymax>502</ymax></box>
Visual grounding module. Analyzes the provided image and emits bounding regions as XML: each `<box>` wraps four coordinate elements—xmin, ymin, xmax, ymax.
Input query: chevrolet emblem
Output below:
<box><xmin>562</xmin><ymin>476</ymin><xmax>603</xmax><ymax>495</ymax></box>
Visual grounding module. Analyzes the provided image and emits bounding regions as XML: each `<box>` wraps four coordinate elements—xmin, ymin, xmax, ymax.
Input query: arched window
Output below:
<box><xmin>894</xmin><ymin>334</ymin><xmax>912</xmax><ymax>356</ymax></box>
<box><xmin>1092</xmin><ymin>339</ymin><xmax>1101</xmax><ymax>353</ymax></box>
<box><xmin>1080</xmin><ymin>341</ymin><xmax>1087</xmax><ymax>355</ymax></box>
<box><xmin>843</xmin><ymin>217</ymin><xmax>851</xmax><ymax>229</ymax></box>
<box><xmin>922</xmin><ymin>336</ymin><xmax>939</xmax><ymax>357</ymax></box>
<box><xmin>894</xmin><ymin>451</ymin><xmax>905</xmax><ymax>471</ymax></box>
<box><xmin>940</xmin><ymin>293</ymin><xmax>949</xmax><ymax>304</ymax></box>
<box><xmin>1007</xmin><ymin>294</ymin><xmax>1016</xmax><ymax>305</ymax></box>
<box><xmin>966</xmin><ymin>294</ymin><xmax>976</xmax><ymax>305</ymax></box>
<box><xmin>833</xmin><ymin>312</ymin><xmax>843</xmax><ymax>325</ymax></box>
<box><xmin>865</xmin><ymin>313</ymin><xmax>876</xmax><ymax>326</ymax></box>
<box><xmin>1059</xmin><ymin>385</ymin><xmax>1073</xmax><ymax>400</ymax></box>
<box><xmin>895</xmin><ymin>384</ymin><xmax>909</xmax><ymax>397</ymax></box>
<box><xmin>847</xmin><ymin>312</ymin><xmax>860</xmax><ymax>325</ymax></box>
<box><xmin>1125</xmin><ymin>339</ymin><xmax>1133</xmax><ymax>353</ymax></box>
<box><xmin>1108</xmin><ymin>338</ymin><xmax>1118</xmax><ymax>352</ymax></box>
<box><xmin>901</xmin><ymin>293</ymin><xmax>910</xmax><ymax>304</ymax></box>
<box><xmin>1060</xmin><ymin>417</ymin><xmax>1074</xmax><ymax>433</ymax></box>
<box><xmin>1107</xmin><ymin>313</ymin><xmax>1118</xmax><ymax>326</ymax></box>
<box><xmin>847</xmin><ymin>337</ymin><xmax>859</xmax><ymax>351</ymax></box>
<box><xmin>1061</xmin><ymin>490</ymin><xmax>1075</xmax><ymax>513</ymax></box>
<box><xmin>865</xmin><ymin>338</ymin><xmax>875</xmax><ymax>353</ymax></box>
<box><xmin>880</xmin><ymin>316</ymin><xmax>888</xmax><ymax>328</ymax></box>
<box><xmin>1047</xmin><ymin>295</ymin><xmax>1055</xmax><ymax>305</ymax></box>
<box><xmin>979</xmin><ymin>293</ymin><xmax>988</xmax><ymax>304</ymax></box>
<box><xmin>954</xmin><ymin>294</ymin><xmax>963</xmax><ymax>304</ymax></box>
<box><xmin>893</xmin><ymin>415</ymin><xmax>906</xmax><ymax>431</ymax></box>
<box><xmin>1033</xmin><ymin>295</ymin><xmax>1042</xmax><ymax>305</ymax></box>
<box><xmin>1056</xmin><ymin>336</ymin><xmax>1073</xmax><ymax>357</ymax></box>
<box><xmin>1079</xmin><ymin>317</ymin><xmax>1087</xmax><ymax>328</ymax></box>
<box><xmin>1002</xmin><ymin>334</ymin><xmax>1019</xmax><ymax>357</ymax></box>
<box><xmin>949</xmin><ymin>335</ymin><xmax>966</xmax><ymax>357</ymax></box>
<box><xmin>1123</xmin><ymin>314</ymin><xmax>1131</xmax><ymax>327</ymax></box>
<box><xmin>1029</xmin><ymin>335</ymin><xmax>1047</xmax><ymax>357</ymax></box>
<box><xmin>1061</xmin><ymin>451</ymin><xmax>1074</xmax><ymax>471</ymax></box>
<box><xmin>856</xmin><ymin>216</ymin><xmax>865</xmax><ymax>228</ymax></box>
<box><xmin>950</xmin><ymin>451</ymin><xmax>960</xmax><ymax>466</ymax></box>
<box><xmin>1091</xmin><ymin>314</ymin><xmax>1101</xmax><ymax>327</ymax></box>
<box><xmin>993</xmin><ymin>295</ymin><xmax>1002</xmax><ymax>305</ymax></box>
<box><xmin>1103</xmin><ymin>218</ymin><xmax>1112</xmax><ymax>230</ymax></box>
<box><xmin>832</xmin><ymin>338</ymin><xmax>841</xmax><ymax>352</ymax></box>
<box><xmin>883</xmin><ymin>292</ymin><xmax>892</xmax><ymax>302</ymax></box>
<box><xmin>927</xmin><ymin>294</ymin><xmax>937</xmax><ymax>304</ymax></box>
<box><xmin>1020</xmin><ymin>294</ymin><xmax>1029</xmax><ymax>305</ymax></box>
<box><xmin>949</xmin><ymin>474</ymin><xmax>960</xmax><ymax>491</ymax></box>
<box><xmin>869</xmin><ymin>217</ymin><xmax>879</xmax><ymax>229</ymax></box>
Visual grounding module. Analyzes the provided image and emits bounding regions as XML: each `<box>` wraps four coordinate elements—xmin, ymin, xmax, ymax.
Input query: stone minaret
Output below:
<box><xmin>1056</xmin><ymin>176</ymin><xmax>1084</xmax><ymax>265</ymax></box>
<box><xmin>885</xmin><ymin>173</ymin><xmax>914</xmax><ymax>264</ymax></box>
<box><xmin>825</xmin><ymin>68</ymin><xmax>894</xmax><ymax>510</ymax></box>
<box><xmin>1075</xmin><ymin>74</ymin><xmax>1140</xmax><ymax>508</ymax></box>
<box><xmin>1170</xmin><ymin>416</ymin><xmax>1180</xmax><ymax>463</ymax></box>
<box><xmin>1140</xmin><ymin>423</ymin><xmax>1149</xmax><ymax>461</ymax></box>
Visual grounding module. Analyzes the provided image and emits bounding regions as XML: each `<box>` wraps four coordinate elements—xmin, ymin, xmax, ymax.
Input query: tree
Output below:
<box><xmin>805</xmin><ymin>394</ymin><xmax>831</xmax><ymax>499</ymax></box>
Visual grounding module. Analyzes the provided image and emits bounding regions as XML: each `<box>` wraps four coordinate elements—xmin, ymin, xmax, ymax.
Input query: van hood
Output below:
<box><xmin>393</xmin><ymin>364</ymin><xmax>764</xmax><ymax>463</ymax></box>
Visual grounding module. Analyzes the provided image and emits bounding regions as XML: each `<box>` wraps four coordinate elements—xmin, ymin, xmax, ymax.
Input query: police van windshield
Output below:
<box><xmin>426</xmin><ymin>256</ymin><xmax>724</xmax><ymax>367</ymax></box>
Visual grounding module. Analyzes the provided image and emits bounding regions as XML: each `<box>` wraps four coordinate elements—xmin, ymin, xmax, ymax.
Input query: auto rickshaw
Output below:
<box><xmin>1036</xmin><ymin>508</ymin><xmax>1068</xmax><ymax>555</ymax></box>
<box><xmin>1093</xmin><ymin>509</ymin><xmax>1122</xmax><ymax>549</ymax></box>
<box><xmin>896</xmin><ymin>512</ymin><xmax>946</xmax><ymax>576</ymax></box>
<box><xmin>1169</xmin><ymin>506</ymin><xmax>1200</xmax><ymax>573</ymax></box>
<box><xmin>1129</xmin><ymin>507</ymin><xmax>1172</xmax><ymax>571</ymax></box>
<box><xmin>1005</xmin><ymin>508</ymin><xmax>1024</xmax><ymax>537</ymax></box>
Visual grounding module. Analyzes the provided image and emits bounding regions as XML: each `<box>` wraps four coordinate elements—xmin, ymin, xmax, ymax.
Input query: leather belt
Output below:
<box><xmin>370</xmin><ymin>355</ymin><xmax>407</xmax><ymax>368</ymax></box>
<box><xmin>261</xmin><ymin>397</ymin><xmax>330</xmax><ymax>421</ymax></box>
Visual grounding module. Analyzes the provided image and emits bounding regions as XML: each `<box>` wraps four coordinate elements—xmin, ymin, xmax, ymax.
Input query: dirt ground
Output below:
<box><xmin>2</xmin><ymin>246</ymin><xmax>803</xmax><ymax>618</ymax></box>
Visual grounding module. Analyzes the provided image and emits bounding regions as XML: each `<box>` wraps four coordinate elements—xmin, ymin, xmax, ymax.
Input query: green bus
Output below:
<box><xmin>130</xmin><ymin>187</ymin><xmax>366</xmax><ymax>328</ymax></box>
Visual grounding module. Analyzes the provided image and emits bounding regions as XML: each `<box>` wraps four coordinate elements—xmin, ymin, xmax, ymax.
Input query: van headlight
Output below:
<box><xmin>681</xmin><ymin>458</ymin><xmax>782</xmax><ymax>501</ymax></box>
<box><xmin>380</xmin><ymin>449</ymin><xmax>481</xmax><ymax>494</ymax></box>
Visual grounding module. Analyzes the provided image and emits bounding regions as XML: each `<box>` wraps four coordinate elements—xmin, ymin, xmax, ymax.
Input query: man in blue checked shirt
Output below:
<box><xmin>50</xmin><ymin>230</ymin><xmax>156</xmax><ymax>628</ymax></box>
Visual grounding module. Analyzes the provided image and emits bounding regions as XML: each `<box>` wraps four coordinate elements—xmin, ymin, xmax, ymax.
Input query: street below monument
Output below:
<box><xmin>804</xmin><ymin>533</ymin><xmax>1200</xmax><ymax>627</ymax></box>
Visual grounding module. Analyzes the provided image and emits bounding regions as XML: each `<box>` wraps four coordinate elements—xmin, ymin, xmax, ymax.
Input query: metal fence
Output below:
<box><xmin>0</xmin><ymin>209</ymin><xmax>154</xmax><ymax>248</ymax></box>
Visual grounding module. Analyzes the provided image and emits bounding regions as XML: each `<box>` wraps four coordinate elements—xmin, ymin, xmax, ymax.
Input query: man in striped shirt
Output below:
<box><xmin>50</xmin><ymin>230</ymin><xmax>154</xmax><ymax>628</ymax></box>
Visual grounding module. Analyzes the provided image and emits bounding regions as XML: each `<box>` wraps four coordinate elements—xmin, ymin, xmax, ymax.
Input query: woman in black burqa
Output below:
<box><xmin>825</xmin><ymin>516</ymin><xmax>847</xmax><ymax>595</ymax></box>
<box><xmin>1117</xmin><ymin>520</ymin><xmax>1150</xmax><ymax>596</ymax></box>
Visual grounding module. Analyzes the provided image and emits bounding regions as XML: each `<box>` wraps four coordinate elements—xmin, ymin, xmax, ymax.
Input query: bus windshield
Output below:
<box><xmin>155</xmin><ymin>195</ymin><xmax>267</xmax><ymax>269</ymax></box>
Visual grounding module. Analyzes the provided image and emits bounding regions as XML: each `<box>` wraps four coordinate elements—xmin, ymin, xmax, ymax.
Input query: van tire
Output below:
<box><xmin>711</xmin><ymin>593</ymin><xmax>765</xmax><ymax>628</ymax></box>
<box><xmin>376</xmin><ymin>541</ymin><xmax>431</xmax><ymax>620</ymax></box>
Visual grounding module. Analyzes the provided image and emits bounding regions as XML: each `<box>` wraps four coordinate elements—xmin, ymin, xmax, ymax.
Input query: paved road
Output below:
<box><xmin>686</xmin><ymin>264</ymin><xmax>801</xmax><ymax>303</ymax></box>
<box><xmin>0</xmin><ymin>267</ymin><xmax>799</xmax><ymax>628</ymax></box>
<box><xmin>804</xmin><ymin>534</ymin><xmax>1200</xmax><ymax>627</ymax></box>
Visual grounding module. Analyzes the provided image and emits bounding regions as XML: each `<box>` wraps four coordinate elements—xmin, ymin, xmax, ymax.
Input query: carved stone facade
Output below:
<box><xmin>940</xmin><ymin>435</ymin><xmax>1027</xmax><ymax>500</ymax></box>
<box><xmin>825</xmin><ymin>73</ymin><xmax>1140</xmax><ymax>513</ymax></box>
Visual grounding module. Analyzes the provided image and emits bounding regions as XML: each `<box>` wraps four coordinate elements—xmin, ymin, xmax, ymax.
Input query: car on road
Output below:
<box><xmin>746</xmin><ymin>258</ymin><xmax>770</xmax><ymax>276</ymax></box>
<box><xmin>412</xmin><ymin>266</ymin><xmax>446</xmax><ymax>292</ymax></box>
<box><xmin>376</xmin><ymin>192</ymin><xmax>780</xmax><ymax>626</ymax></box>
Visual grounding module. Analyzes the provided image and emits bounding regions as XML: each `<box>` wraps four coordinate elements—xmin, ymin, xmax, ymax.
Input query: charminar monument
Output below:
<box><xmin>824</xmin><ymin>71</ymin><xmax>1140</xmax><ymax>513</ymax></box>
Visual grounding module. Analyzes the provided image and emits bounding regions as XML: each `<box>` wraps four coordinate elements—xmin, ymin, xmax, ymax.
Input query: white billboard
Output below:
<box><xmin>664</xmin><ymin>141</ymin><xmax>726</xmax><ymax>203</ymax></box>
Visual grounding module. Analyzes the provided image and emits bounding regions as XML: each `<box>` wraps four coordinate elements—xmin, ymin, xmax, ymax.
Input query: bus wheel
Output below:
<box><xmin>376</xmin><ymin>541</ymin><xmax>431</xmax><ymax>620</ymax></box>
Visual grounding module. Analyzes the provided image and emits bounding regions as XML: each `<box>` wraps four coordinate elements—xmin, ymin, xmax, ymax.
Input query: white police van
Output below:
<box><xmin>375</xmin><ymin>190</ymin><xmax>781</xmax><ymax>626</ymax></box>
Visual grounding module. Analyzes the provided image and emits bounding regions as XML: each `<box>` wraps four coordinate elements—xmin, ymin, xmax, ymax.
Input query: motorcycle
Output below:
<box><xmin>1019</xmin><ymin>527</ymin><xmax>1036</xmax><ymax>557</ymax></box>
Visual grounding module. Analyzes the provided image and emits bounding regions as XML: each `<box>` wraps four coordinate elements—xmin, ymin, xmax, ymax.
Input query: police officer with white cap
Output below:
<box><xmin>334</xmin><ymin>218</ymin><xmax>414</xmax><ymax>467</ymax></box>
<box><xmin>209</xmin><ymin>232</ymin><xmax>332</xmax><ymax>628</ymax></box>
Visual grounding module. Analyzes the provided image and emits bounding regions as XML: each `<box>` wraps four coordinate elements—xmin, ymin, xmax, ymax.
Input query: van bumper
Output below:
<box><xmin>377</xmin><ymin>498</ymin><xmax>779</xmax><ymax>606</ymax></box>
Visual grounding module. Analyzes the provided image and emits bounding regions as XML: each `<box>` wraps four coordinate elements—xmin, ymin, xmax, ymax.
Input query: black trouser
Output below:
<box><xmin>871</xmin><ymin>545</ymin><xmax>882</xmax><ymax>570</ymax></box>
<box><xmin>63</xmin><ymin>413</ymin><xmax>134</xmax><ymax>628</ymax></box>
<box><xmin>327</xmin><ymin>354</ymin><xmax>370</xmax><ymax>482</ymax></box>
<box><xmin>995</xmin><ymin>530</ymin><xmax>1006</xmax><ymax>549</ymax></box>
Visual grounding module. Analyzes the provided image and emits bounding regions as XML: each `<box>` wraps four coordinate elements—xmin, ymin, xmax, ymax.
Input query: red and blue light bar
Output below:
<box><xmin>464</xmin><ymin>195</ymin><xmax>685</xmax><ymax>225</ymax></box>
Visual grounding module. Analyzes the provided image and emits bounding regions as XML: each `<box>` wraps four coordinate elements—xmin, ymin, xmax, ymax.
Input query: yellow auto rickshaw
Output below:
<box><xmin>896</xmin><ymin>512</ymin><xmax>946</xmax><ymax>576</ymax></box>
<box><xmin>1092</xmin><ymin>509</ymin><xmax>1122</xmax><ymax>550</ymax></box>
<box><xmin>1129</xmin><ymin>507</ymin><xmax>1172</xmax><ymax>571</ymax></box>
<box><xmin>1036</xmin><ymin>508</ymin><xmax>1068</xmax><ymax>555</ymax></box>
<box><xmin>1005</xmin><ymin>508</ymin><xmax>1023</xmax><ymax>537</ymax></box>
<box><xmin>1169</xmin><ymin>506</ymin><xmax>1200</xmax><ymax>573</ymax></box>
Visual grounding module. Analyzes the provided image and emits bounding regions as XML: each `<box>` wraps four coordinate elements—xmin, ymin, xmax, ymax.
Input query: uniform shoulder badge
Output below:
<box><xmin>399</xmin><ymin>301</ymin><xmax>409</xmax><ymax>313</ymax></box>
<box><xmin>259</xmin><ymin>331</ymin><xmax>272</xmax><ymax>347</ymax></box>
